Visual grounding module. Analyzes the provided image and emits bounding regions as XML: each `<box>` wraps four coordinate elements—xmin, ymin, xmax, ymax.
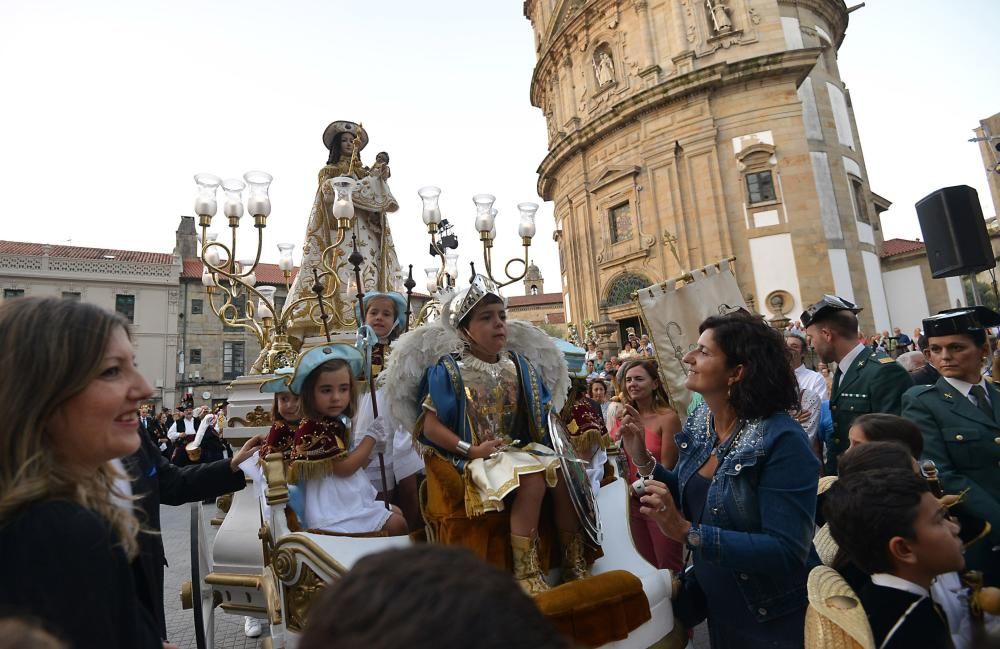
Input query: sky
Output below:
<box><xmin>1</xmin><ymin>0</ymin><xmax>998</xmax><ymax>295</ymax></box>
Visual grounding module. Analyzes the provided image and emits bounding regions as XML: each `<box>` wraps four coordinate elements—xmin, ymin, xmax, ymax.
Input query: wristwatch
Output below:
<box><xmin>686</xmin><ymin>525</ymin><xmax>702</xmax><ymax>549</ymax></box>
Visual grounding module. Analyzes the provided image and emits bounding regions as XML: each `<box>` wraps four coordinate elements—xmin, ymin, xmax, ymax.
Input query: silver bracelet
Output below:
<box><xmin>455</xmin><ymin>440</ymin><xmax>472</xmax><ymax>457</ymax></box>
<box><xmin>635</xmin><ymin>454</ymin><xmax>656</xmax><ymax>478</ymax></box>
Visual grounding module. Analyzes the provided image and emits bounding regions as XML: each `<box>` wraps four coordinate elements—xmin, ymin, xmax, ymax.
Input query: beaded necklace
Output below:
<box><xmin>709</xmin><ymin>414</ymin><xmax>747</xmax><ymax>460</ymax></box>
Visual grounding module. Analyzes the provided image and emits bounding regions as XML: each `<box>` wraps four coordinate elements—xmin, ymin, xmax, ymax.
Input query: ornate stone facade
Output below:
<box><xmin>524</xmin><ymin>0</ymin><xmax>893</xmax><ymax>334</ymax></box>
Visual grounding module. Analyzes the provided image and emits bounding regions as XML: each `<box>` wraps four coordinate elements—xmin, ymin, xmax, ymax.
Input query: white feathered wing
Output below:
<box><xmin>504</xmin><ymin>319</ymin><xmax>570</xmax><ymax>412</ymax></box>
<box><xmin>382</xmin><ymin>323</ymin><xmax>462</xmax><ymax>431</ymax></box>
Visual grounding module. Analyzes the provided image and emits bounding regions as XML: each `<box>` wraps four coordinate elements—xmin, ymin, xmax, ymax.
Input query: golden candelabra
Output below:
<box><xmin>194</xmin><ymin>135</ymin><xmax>542</xmax><ymax>352</ymax></box>
<box><xmin>192</xmin><ymin>143</ymin><xmax>366</xmax><ymax>374</ymax></box>
<box><xmin>472</xmin><ymin>194</ymin><xmax>538</xmax><ymax>289</ymax></box>
<box><xmin>411</xmin><ymin>189</ymin><xmax>538</xmax><ymax>327</ymax></box>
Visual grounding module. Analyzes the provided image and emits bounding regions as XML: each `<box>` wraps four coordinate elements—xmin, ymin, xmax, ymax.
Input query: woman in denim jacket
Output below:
<box><xmin>620</xmin><ymin>311</ymin><xmax>819</xmax><ymax>648</ymax></box>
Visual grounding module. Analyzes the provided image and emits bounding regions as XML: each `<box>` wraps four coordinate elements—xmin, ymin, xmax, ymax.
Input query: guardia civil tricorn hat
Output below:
<box><xmin>922</xmin><ymin>306</ymin><xmax>1000</xmax><ymax>339</ymax></box>
<box><xmin>800</xmin><ymin>295</ymin><xmax>863</xmax><ymax>328</ymax></box>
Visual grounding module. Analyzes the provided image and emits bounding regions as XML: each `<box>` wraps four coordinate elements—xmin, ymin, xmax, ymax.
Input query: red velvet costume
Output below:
<box><xmin>288</xmin><ymin>417</ymin><xmax>350</xmax><ymax>482</ymax></box>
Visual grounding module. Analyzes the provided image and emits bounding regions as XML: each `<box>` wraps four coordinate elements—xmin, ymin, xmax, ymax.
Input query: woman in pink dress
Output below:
<box><xmin>609</xmin><ymin>359</ymin><xmax>683</xmax><ymax>570</ymax></box>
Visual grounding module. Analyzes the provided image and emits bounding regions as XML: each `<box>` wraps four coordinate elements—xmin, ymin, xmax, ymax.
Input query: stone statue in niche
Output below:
<box><xmin>707</xmin><ymin>0</ymin><xmax>732</xmax><ymax>33</ymax></box>
<box><xmin>594</xmin><ymin>50</ymin><xmax>615</xmax><ymax>86</ymax></box>
<box><xmin>543</xmin><ymin>91</ymin><xmax>557</xmax><ymax>140</ymax></box>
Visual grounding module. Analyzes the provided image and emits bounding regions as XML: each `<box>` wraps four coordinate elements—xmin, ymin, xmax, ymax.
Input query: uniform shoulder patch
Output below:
<box><xmin>878</xmin><ymin>357</ymin><xmax>895</xmax><ymax>364</ymax></box>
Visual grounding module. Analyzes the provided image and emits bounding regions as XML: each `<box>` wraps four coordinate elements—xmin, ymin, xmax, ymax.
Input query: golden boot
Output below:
<box><xmin>559</xmin><ymin>529</ymin><xmax>591</xmax><ymax>582</ymax></box>
<box><xmin>511</xmin><ymin>533</ymin><xmax>550</xmax><ymax>595</ymax></box>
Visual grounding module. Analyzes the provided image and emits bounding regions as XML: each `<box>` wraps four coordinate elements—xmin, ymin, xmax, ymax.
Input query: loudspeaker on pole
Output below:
<box><xmin>915</xmin><ymin>185</ymin><xmax>995</xmax><ymax>279</ymax></box>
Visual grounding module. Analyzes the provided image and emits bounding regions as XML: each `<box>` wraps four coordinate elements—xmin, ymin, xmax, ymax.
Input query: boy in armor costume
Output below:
<box><xmin>384</xmin><ymin>275</ymin><xmax>597</xmax><ymax>594</ymax></box>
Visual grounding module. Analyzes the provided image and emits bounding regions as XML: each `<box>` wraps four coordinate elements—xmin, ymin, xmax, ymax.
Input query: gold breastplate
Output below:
<box><xmin>457</xmin><ymin>354</ymin><xmax>520</xmax><ymax>444</ymax></box>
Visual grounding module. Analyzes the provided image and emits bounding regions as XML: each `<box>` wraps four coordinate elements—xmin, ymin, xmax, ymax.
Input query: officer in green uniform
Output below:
<box><xmin>902</xmin><ymin>306</ymin><xmax>1000</xmax><ymax>585</ymax></box>
<box><xmin>802</xmin><ymin>295</ymin><xmax>912</xmax><ymax>475</ymax></box>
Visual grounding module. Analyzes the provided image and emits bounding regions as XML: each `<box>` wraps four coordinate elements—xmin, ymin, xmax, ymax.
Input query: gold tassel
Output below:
<box><xmin>287</xmin><ymin>455</ymin><xmax>345</xmax><ymax>483</ymax></box>
<box><xmin>568</xmin><ymin>428</ymin><xmax>604</xmax><ymax>457</ymax></box>
<box><xmin>463</xmin><ymin>465</ymin><xmax>487</xmax><ymax>518</ymax></box>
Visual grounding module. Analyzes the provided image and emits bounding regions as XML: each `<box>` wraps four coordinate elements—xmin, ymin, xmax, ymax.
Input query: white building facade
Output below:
<box><xmin>0</xmin><ymin>241</ymin><xmax>182</xmax><ymax>409</ymax></box>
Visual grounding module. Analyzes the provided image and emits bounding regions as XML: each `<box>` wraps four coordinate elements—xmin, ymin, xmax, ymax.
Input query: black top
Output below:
<box><xmin>859</xmin><ymin>581</ymin><xmax>954</xmax><ymax>649</ymax></box>
<box><xmin>0</xmin><ymin>500</ymin><xmax>161</xmax><ymax>649</ymax></box>
<box><xmin>127</xmin><ymin>431</ymin><xmax>248</xmax><ymax>638</ymax></box>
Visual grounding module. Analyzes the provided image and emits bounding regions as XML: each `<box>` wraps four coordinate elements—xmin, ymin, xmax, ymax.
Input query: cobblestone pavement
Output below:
<box><xmin>159</xmin><ymin>499</ymin><xmax>708</xmax><ymax>648</ymax></box>
<box><xmin>161</xmin><ymin>502</ymin><xmax>267</xmax><ymax>649</ymax></box>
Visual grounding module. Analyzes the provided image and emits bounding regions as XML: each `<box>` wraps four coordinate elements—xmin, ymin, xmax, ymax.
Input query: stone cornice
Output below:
<box><xmin>530</xmin><ymin>0</ymin><xmax>848</xmax><ymax>106</ymax></box>
<box><xmin>535</xmin><ymin>47</ymin><xmax>823</xmax><ymax>199</ymax></box>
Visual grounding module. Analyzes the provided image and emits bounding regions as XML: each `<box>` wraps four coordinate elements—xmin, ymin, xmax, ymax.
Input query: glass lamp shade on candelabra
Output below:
<box><xmin>473</xmin><ymin>194</ymin><xmax>496</xmax><ymax>234</ymax></box>
<box><xmin>277</xmin><ymin>242</ymin><xmax>295</xmax><ymax>272</ymax></box>
<box><xmin>237</xmin><ymin>259</ymin><xmax>256</xmax><ymax>287</ymax></box>
<box><xmin>222</xmin><ymin>178</ymin><xmax>246</xmax><ymax>221</ymax></box>
<box><xmin>200</xmin><ymin>232</ymin><xmax>221</xmax><ymax>266</ymax></box>
<box><xmin>419</xmin><ymin>186</ymin><xmax>442</xmax><ymax>230</ymax></box>
<box><xmin>244</xmin><ymin>171</ymin><xmax>273</xmax><ymax>223</ymax></box>
<box><xmin>517</xmin><ymin>202</ymin><xmax>538</xmax><ymax>241</ymax></box>
<box><xmin>194</xmin><ymin>173</ymin><xmax>222</xmax><ymax>220</ymax></box>
<box><xmin>256</xmin><ymin>285</ymin><xmax>277</xmax><ymax>319</ymax></box>
<box><xmin>425</xmin><ymin>267</ymin><xmax>439</xmax><ymax>294</ymax></box>
<box><xmin>444</xmin><ymin>252</ymin><xmax>459</xmax><ymax>285</ymax></box>
<box><xmin>328</xmin><ymin>176</ymin><xmax>357</xmax><ymax>226</ymax></box>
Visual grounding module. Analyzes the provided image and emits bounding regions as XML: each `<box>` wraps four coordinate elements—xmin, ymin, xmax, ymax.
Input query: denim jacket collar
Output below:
<box><xmin>676</xmin><ymin>404</ymin><xmax>766</xmax><ymax>485</ymax></box>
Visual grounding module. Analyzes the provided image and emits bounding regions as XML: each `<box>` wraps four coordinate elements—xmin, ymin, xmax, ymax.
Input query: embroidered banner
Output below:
<box><xmin>635</xmin><ymin>261</ymin><xmax>746</xmax><ymax>417</ymax></box>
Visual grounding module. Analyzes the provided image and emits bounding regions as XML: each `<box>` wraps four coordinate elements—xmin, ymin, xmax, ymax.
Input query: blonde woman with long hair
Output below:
<box><xmin>0</xmin><ymin>298</ymin><xmax>164</xmax><ymax>648</ymax></box>
<box><xmin>609</xmin><ymin>359</ymin><xmax>683</xmax><ymax>571</ymax></box>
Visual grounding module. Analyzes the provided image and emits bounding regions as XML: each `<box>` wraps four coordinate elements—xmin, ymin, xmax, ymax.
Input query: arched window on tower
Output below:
<box><xmin>605</xmin><ymin>272</ymin><xmax>653</xmax><ymax>307</ymax></box>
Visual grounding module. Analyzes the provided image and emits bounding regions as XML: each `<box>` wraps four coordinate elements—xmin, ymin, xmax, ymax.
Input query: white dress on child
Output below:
<box><xmin>302</xmin><ymin>470</ymin><xmax>391</xmax><ymax>533</ymax></box>
<box><xmin>294</xmin><ymin>418</ymin><xmax>392</xmax><ymax>534</ymax></box>
<box><xmin>354</xmin><ymin>388</ymin><xmax>424</xmax><ymax>493</ymax></box>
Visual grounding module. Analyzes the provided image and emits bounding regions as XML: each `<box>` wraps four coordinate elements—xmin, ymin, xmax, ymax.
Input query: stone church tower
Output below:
<box><xmin>523</xmin><ymin>0</ymin><xmax>890</xmax><ymax>335</ymax></box>
<box><xmin>524</xmin><ymin>260</ymin><xmax>546</xmax><ymax>295</ymax></box>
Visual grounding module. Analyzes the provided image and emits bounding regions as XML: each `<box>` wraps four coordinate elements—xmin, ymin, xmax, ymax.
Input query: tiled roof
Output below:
<box><xmin>508</xmin><ymin>292</ymin><xmax>564</xmax><ymax>307</ymax></box>
<box><xmin>879</xmin><ymin>238</ymin><xmax>925</xmax><ymax>258</ymax></box>
<box><xmin>0</xmin><ymin>240</ymin><xmax>174</xmax><ymax>265</ymax></box>
<box><xmin>182</xmin><ymin>258</ymin><xmax>298</xmax><ymax>285</ymax></box>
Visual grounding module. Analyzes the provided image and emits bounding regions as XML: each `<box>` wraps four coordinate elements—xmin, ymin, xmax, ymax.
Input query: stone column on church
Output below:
<box><xmin>670</xmin><ymin>0</ymin><xmax>689</xmax><ymax>59</ymax></box>
<box><xmin>634</xmin><ymin>0</ymin><xmax>658</xmax><ymax>73</ymax></box>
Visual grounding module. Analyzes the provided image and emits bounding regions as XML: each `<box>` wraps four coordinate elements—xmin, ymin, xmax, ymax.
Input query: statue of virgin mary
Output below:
<box><xmin>284</xmin><ymin>121</ymin><xmax>402</xmax><ymax>342</ymax></box>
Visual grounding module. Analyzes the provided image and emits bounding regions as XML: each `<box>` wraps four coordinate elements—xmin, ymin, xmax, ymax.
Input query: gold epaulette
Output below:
<box><xmin>814</xmin><ymin>524</ymin><xmax>838</xmax><ymax>567</ymax></box>
<box><xmin>878</xmin><ymin>357</ymin><xmax>895</xmax><ymax>364</ymax></box>
<box><xmin>805</xmin><ymin>566</ymin><xmax>875</xmax><ymax>649</ymax></box>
